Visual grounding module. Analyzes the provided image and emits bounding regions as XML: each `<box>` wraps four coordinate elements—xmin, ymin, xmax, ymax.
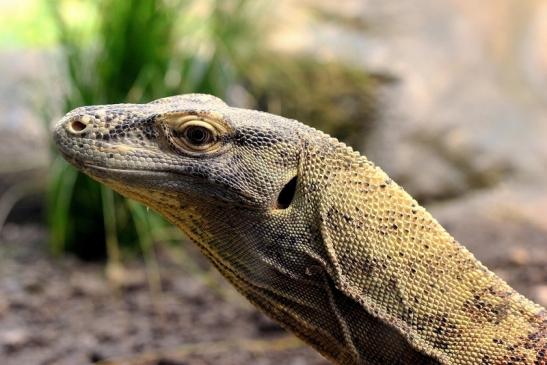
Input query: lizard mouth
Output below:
<box><xmin>57</xmin><ymin>148</ymin><xmax>88</xmax><ymax>170</ymax></box>
<box><xmin>79</xmin><ymin>161</ymin><xmax>184</xmax><ymax>189</ymax></box>
<box><xmin>83</xmin><ymin>164</ymin><xmax>174</xmax><ymax>178</ymax></box>
<box><xmin>55</xmin><ymin>135</ymin><xmax>171</xmax><ymax>179</ymax></box>
<box><xmin>85</xmin><ymin>164</ymin><xmax>159</xmax><ymax>173</ymax></box>
<box><xmin>81</xmin><ymin>163</ymin><xmax>257</xmax><ymax>206</ymax></box>
<box><xmin>56</xmin><ymin>145</ymin><xmax>176</xmax><ymax>186</ymax></box>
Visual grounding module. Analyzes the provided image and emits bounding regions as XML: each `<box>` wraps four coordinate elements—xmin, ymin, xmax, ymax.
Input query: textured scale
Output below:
<box><xmin>53</xmin><ymin>94</ymin><xmax>546</xmax><ymax>365</ymax></box>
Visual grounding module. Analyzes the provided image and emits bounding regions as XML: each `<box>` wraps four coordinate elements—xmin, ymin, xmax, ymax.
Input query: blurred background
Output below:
<box><xmin>0</xmin><ymin>0</ymin><xmax>546</xmax><ymax>364</ymax></box>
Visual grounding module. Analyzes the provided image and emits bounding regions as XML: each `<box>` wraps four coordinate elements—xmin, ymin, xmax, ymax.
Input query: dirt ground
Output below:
<box><xmin>1</xmin><ymin>208</ymin><xmax>545</xmax><ymax>365</ymax></box>
<box><xmin>0</xmin><ymin>223</ymin><xmax>328</xmax><ymax>365</ymax></box>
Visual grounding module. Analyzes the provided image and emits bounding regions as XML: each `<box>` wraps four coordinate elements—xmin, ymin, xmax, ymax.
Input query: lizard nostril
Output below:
<box><xmin>67</xmin><ymin>119</ymin><xmax>89</xmax><ymax>134</ymax></box>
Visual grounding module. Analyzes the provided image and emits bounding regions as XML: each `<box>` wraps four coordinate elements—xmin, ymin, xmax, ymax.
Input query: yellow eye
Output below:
<box><xmin>160</xmin><ymin>113</ymin><xmax>229</xmax><ymax>154</ymax></box>
<box><xmin>174</xmin><ymin>120</ymin><xmax>218</xmax><ymax>152</ymax></box>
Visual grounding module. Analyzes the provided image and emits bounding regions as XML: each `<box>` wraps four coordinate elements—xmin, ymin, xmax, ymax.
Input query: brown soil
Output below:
<box><xmin>0</xmin><ymin>223</ymin><xmax>328</xmax><ymax>365</ymax></box>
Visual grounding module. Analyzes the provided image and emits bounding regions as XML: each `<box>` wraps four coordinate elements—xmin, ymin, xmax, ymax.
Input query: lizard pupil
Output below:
<box><xmin>185</xmin><ymin>126</ymin><xmax>209</xmax><ymax>145</ymax></box>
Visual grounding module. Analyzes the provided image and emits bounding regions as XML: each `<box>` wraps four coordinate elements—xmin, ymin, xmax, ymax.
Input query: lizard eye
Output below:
<box><xmin>160</xmin><ymin>113</ymin><xmax>229</xmax><ymax>154</ymax></box>
<box><xmin>174</xmin><ymin>120</ymin><xmax>218</xmax><ymax>152</ymax></box>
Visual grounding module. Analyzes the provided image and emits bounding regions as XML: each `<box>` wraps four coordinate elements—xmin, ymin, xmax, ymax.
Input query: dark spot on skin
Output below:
<box><xmin>362</xmin><ymin>257</ymin><xmax>376</xmax><ymax>275</ymax></box>
<box><xmin>432</xmin><ymin>338</ymin><xmax>449</xmax><ymax>350</ymax></box>
<box><xmin>274</xmin><ymin>233</ymin><xmax>286</xmax><ymax>241</ymax></box>
<box><xmin>305</xmin><ymin>265</ymin><xmax>322</xmax><ymax>276</ymax></box>
<box><xmin>463</xmin><ymin>287</ymin><xmax>513</xmax><ymax>324</ymax></box>
<box><xmin>343</xmin><ymin>214</ymin><xmax>353</xmax><ymax>223</ymax></box>
<box><xmin>536</xmin><ymin>348</ymin><xmax>546</xmax><ymax>364</ymax></box>
<box><xmin>481</xmin><ymin>354</ymin><xmax>491</xmax><ymax>364</ymax></box>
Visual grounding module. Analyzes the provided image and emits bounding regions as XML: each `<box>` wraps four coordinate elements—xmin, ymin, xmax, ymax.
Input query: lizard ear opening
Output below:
<box><xmin>276</xmin><ymin>175</ymin><xmax>298</xmax><ymax>209</ymax></box>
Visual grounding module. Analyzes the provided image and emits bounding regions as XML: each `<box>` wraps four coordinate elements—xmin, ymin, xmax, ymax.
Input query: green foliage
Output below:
<box><xmin>47</xmin><ymin>155</ymin><xmax>77</xmax><ymax>254</ymax></box>
<box><xmin>50</xmin><ymin>0</ymin><xmax>186</xmax><ymax>107</ymax></box>
<box><xmin>0</xmin><ymin>0</ymin><xmax>57</xmax><ymax>48</ymax></box>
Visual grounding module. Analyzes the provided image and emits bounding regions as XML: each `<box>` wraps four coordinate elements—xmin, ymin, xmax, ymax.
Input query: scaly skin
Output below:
<box><xmin>53</xmin><ymin>94</ymin><xmax>546</xmax><ymax>365</ymax></box>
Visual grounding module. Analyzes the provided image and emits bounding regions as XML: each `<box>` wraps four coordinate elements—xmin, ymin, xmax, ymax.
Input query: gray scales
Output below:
<box><xmin>53</xmin><ymin>94</ymin><xmax>546</xmax><ymax>365</ymax></box>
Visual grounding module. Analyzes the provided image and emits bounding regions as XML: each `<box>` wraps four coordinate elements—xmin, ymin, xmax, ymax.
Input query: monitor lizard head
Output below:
<box><xmin>54</xmin><ymin>93</ymin><xmax>309</xmax><ymax>212</ymax></box>
<box><xmin>53</xmin><ymin>95</ymin><xmax>348</xmax><ymax>350</ymax></box>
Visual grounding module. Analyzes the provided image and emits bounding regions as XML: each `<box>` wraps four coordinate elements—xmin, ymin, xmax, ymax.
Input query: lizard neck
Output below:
<box><xmin>304</xmin><ymin>140</ymin><xmax>546</xmax><ymax>364</ymax></box>
<box><xmin>168</xmin><ymin>202</ymin><xmax>442</xmax><ymax>365</ymax></box>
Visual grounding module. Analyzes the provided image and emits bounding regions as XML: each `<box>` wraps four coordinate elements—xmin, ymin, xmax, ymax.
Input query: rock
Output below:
<box><xmin>0</xmin><ymin>328</ymin><xmax>30</xmax><ymax>353</ymax></box>
<box><xmin>0</xmin><ymin>298</ymin><xmax>7</xmax><ymax>318</ymax></box>
<box><xmin>509</xmin><ymin>248</ymin><xmax>530</xmax><ymax>267</ymax></box>
<box><xmin>274</xmin><ymin>0</ymin><xmax>547</xmax><ymax>201</ymax></box>
<box><xmin>70</xmin><ymin>272</ymin><xmax>108</xmax><ymax>297</ymax></box>
<box><xmin>0</xmin><ymin>51</ymin><xmax>56</xmax><ymax>227</ymax></box>
<box><xmin>522</xmin><ymin>1</ymin><xmax>547</xmax><ymax>103</ymax></box>
<box><xmin>360</xmin><ymin>0</ymin><xmax>547</xmax><ymax>200</ymax></box>
<box><xmin>535</xmin><ymin>285</ymin><xmax>547</xmax><ymax>307</ymax></box>
<box><xmin>0</xmin><ymin>50</ymin><xmax>55</xmax><ymax>183</ymax></box>
<box><xmin>105</xmin><ymin>263</ymin><xmax>147</xmax><ymax>290</ymax></box>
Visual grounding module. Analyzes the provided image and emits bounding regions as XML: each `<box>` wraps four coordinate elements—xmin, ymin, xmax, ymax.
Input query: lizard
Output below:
<box><xmin>53</xmin><ymin>94</ymin><xmax>546</xmax><ymax>365</ymax></box>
